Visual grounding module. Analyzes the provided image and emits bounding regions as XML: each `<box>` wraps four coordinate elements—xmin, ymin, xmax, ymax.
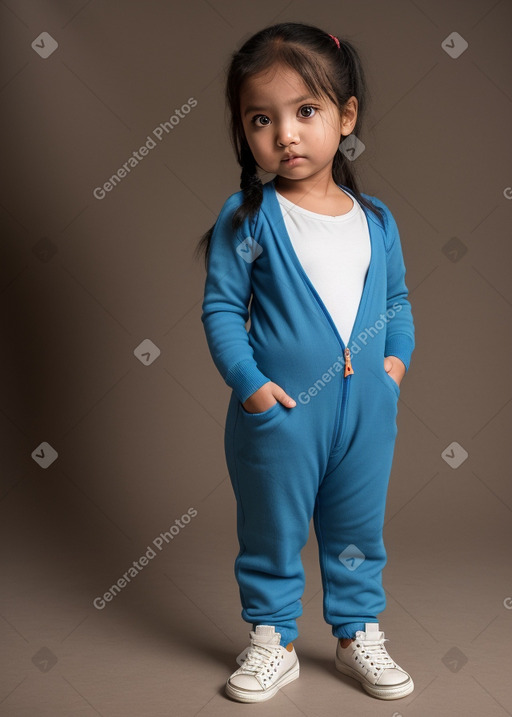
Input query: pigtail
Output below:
<box><xmin>193</xmin><ymin>142</ymin><xmax>264</xmax><ymax>269</ymax></box>
<box><xmin>231</xmin><ymin>142</ymin><xmax>264</xmax><ymax>234</ymax></box>
<box><xmin>330</xmin><ymin>36</ymin><xmax>385</xmax><ymax>226</ymax></box>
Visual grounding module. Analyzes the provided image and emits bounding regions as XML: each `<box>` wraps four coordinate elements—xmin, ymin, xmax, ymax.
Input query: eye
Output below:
<box><xmin>250</xmin><ymin>105</ymin><xmax>318</xmax><ymax>127</ymax></box>
<box><xmin>299</xmin><ymin>105</ymin><xmax>316</xmax><ymax>118</ymax></box>
<box><xmin>250</xmin><ymin>115</ymin><xmax>270</xmax><ymax>127</ymax></box>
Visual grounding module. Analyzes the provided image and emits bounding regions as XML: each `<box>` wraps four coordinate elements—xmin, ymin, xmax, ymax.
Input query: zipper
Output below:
<box><xmin>299</xmin><ymin>267</ymin><xmax>368</xmax><ymax>448</ymax></box>
<box><xmin>288</xmin><ymin>273</ymin><xmax>357</xmax><ymax>447</ymax></box>
<box><xmin>344</xmin><ymin>347</ymin><xmax>354</xmax><ymax>377</ymax></box>
<box><xmin>338</xmin><ymin>358</ymin><xmax>353</xmax><ymax>448</ymax></box>
<box><xmin>270</xmin><ymin>179</ymin><xmax>375</xmax><ymax>448</ymax></box>
<box><xmin>331</xmin><ymin>348</ymin><xmax>353</xmax><ymax>450</ymax></box>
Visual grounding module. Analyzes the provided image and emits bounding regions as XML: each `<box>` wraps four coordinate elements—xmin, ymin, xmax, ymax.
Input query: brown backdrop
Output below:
<box><xmin>1</xmin><ymin>1</ymin><xmax>511</xmax><ymax>715</ymax></box>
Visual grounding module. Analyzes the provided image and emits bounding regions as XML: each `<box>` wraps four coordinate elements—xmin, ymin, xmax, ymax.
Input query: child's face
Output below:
<box><xmin>240</xmin><ymin>64</ymin><xmax>356</xmax><ymax>180</ymax></box>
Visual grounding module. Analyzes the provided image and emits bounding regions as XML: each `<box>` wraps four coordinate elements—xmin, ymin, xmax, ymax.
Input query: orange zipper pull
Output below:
<box><xmin>344</xmin><ymin>347</ymin><xmax>354</xmax><ymax>377</ymax></box>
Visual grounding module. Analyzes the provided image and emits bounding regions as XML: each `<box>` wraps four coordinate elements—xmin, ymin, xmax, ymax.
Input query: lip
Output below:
<box><xmin>281</xmin><ymin>155</ymin><xmax>305</xmax><ymax>165</ymax></box>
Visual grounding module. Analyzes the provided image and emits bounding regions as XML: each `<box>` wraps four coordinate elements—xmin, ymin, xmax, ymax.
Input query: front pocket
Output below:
<box><xmin>240</xmin><ymin>400</ymin><xmax>281</xmax><ymax>419</ymax></box>
<box><xmin>383</xmin><ymin>367</ymin><xmax>401</xmax><ymax>397</ymax></box>
<box><xmin>237</xmin><ymin>399</ymin><xmax>291</xmax><ymax>431</ymax></box>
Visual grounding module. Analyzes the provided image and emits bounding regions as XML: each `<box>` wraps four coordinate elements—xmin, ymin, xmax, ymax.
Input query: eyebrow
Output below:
<box><xmin>243</xmin><ymin>95</ymin><xmax>317</xmax><ymax>117</ymax></box>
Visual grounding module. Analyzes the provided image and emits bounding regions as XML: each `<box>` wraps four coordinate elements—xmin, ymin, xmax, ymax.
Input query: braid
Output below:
<box><xmin>232</xmin><ymin>142</ymin><xmax>263</xmax><ymax>233</ymax></box>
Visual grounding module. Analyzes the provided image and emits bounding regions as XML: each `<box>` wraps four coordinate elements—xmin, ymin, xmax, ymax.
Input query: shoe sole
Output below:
<box><xmin>335</xmin><ymin>655</ymin><xmax>414</xmax><ymax>700</ymax></box>
<box><xmin>225</xmin><ymin>662</ymin><xmax>300</xmax><ymax>703</ymax></box>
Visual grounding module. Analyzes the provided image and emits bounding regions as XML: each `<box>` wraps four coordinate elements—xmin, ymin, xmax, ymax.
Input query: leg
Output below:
<box><xmin>224</xmin><ymin>393</ymin><xmax>330</xmax><ymax>647</ymax></box>
<box><xmin>313</xmin><ymin>378</ymin><xmax>399</xmax><ymax>640</ymax></box>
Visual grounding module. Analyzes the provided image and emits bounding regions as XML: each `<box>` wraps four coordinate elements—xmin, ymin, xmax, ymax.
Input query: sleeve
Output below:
<box><xmin>381</xmin><ymin>203</ymin><xmax>415</xmax><ymax>372</ymax></box>
<box><xmin>200</xmin><ymin>195</ymin><xmax>271</xmax><ymax>404</ymax></box>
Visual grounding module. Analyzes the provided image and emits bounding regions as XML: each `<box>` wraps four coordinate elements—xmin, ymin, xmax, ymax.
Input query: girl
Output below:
<box><xmin>196</xmin><ymin>22</ymin><xmax>415</xmax><ymax>704</ymax></box>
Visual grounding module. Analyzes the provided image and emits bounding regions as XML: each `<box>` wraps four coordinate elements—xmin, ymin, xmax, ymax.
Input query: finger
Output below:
<box><xmin>278</xmin><ymin>391</ymin><xmax>296</xmax><ymax>407</ymax></box>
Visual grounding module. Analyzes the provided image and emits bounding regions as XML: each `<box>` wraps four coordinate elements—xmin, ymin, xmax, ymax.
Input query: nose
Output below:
<box><xmin>276</xmin><ymin>120</ymin><xmax>300</xmax><ymax>148</ymax></box>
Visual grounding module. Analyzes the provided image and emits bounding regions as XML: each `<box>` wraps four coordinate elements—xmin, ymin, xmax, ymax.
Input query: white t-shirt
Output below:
<box><xmin>275</xmin><ymin>189</ymin><xmax>371</xmax><ymax>346</ymax></box>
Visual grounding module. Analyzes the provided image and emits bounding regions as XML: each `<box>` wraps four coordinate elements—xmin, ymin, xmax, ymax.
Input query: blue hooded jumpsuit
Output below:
<box><xmin>201</xmin><ymin>177</ymin><xmax>415</xmax><ymax>647</ymax></box>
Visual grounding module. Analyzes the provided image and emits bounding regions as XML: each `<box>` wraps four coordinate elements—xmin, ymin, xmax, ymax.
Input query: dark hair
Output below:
<box><xmin>194</xmin><ymin>21</ymin><xmax>384</xmax><ymax>268</ymax></box>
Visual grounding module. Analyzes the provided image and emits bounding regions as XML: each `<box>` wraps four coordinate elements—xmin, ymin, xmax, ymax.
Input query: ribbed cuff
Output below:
<box><xmin>225</xmin><ymin>359</ymin><xmax>271</xmax><ymax>404</ymax></box>
<box><xmin>384</xmin><ymin>333</ymin><xmax>415</xmax><ymax>372</ymax></box>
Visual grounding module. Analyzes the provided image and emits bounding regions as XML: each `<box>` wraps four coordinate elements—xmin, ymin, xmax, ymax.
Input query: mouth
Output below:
<box><xmin>281</xmin><ymin>155</ymin><xmax>305</xmax><ymax>164</ymax></box>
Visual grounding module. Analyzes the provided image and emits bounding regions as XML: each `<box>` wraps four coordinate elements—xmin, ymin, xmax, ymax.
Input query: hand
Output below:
<box><xmin>242</xmin><ymin>381</ymin><xmax>296</xmax><ymax>414</ymax></box>
<box><xmin>384</xmin><ymin>355</ymin><xmax>406</xmax><ymax>388</ymax></box>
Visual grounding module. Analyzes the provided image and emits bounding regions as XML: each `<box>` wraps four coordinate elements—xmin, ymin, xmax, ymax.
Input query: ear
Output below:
<box><xmin>340</xmin><ymin>96</ymin><xmax>358</xmax><ymax>135</ymax></box>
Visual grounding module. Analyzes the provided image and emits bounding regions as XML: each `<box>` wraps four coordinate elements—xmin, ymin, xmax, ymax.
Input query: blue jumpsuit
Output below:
<box><xmin>201</xmin><ymin>177</ymin><xmax>415</xmax><ymax>648</ymax></box>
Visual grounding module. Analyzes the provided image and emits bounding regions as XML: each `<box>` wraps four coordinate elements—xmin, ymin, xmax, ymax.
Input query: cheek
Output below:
<box><xmin>250</xmin><ymin>135</ymin><xmax>271</xmax><ymax>157</ymax></box>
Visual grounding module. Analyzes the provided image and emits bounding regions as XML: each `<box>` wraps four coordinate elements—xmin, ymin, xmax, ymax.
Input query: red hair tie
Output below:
<box><xmin>328</xmin><ymin>34</ymin><xmax>340</xmax><ymax>49</ymax></box>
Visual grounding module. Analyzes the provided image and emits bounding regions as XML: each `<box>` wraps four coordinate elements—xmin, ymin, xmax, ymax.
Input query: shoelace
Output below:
<box><xmin>355</xmin><ymin>637</ymin><xmax>394</xmax><ymax>668</ymax></box>
<box><xmin>240</xmin><ymin>640</ymin><xmax>279</xmax><ymax>674</ymax></box>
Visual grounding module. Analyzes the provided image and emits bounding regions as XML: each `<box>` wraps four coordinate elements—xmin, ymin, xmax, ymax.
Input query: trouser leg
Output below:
<box><xmin>224</xmin><ymin>394</ymin><xmax>329</xmax><ymax>647</ymax></box>
<box><xmin>313</xmin><ymin>381</ymin><xmax>399</xmax><ymax>640</ymax></box>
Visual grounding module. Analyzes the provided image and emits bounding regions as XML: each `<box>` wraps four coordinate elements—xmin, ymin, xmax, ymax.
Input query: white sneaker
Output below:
<box><xmin>335</xmin><ymin>623</ymin><xmax>414</xmax><ymax>700</ymax></box>
<box><xmin>225</xmin><ymin>625</ymin><xmax>300</xmax><ymax>703</ymax></box>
